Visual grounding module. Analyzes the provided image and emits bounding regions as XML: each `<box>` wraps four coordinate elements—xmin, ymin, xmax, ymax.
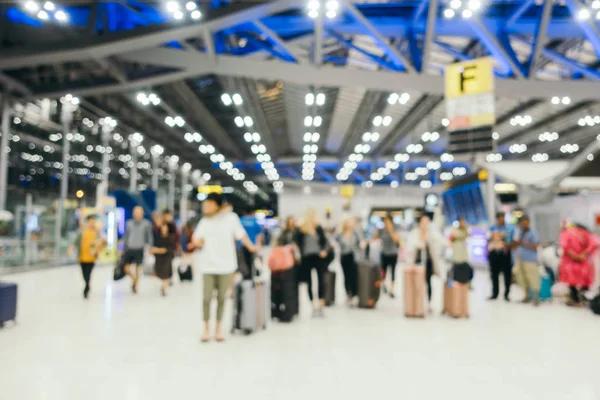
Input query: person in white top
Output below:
<box><xmin>193</xmin><ymin>193</ymin><xmax>256</xmax><ymax>343</ymax></box>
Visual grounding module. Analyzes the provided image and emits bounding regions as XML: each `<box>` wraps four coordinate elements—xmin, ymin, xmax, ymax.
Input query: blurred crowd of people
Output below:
<box><xmin>70</xmin><ymin>199</ymin><xmax>600</xmax><ymax>341</ymax></box>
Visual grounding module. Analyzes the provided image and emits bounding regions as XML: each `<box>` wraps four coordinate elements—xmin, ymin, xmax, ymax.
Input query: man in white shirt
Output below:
<box><xmin>193</xmin><ymin>193</ymin><xmax>256</xmax><ymax>343</ymax></box>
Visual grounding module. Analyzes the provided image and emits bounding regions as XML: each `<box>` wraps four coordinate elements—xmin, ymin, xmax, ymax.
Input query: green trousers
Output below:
<box><xmin>203</xmin><ymin>273</ymin><xmax>232</xmax><ymax>322</ymax></box>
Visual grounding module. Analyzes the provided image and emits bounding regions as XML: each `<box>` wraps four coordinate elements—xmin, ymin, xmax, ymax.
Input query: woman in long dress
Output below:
<box><xmin>152</xmin><ymin>223</ymin><xmax>176</xmax><ymax>297</ymax></box>
<box><xmin>559</xmin><ymin>221</ymin><xmax>598</xmax><ymax>307</ymax></box>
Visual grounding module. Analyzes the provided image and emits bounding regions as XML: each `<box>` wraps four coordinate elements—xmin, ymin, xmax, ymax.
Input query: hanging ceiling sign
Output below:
<box><xmin>197</xmin><ymin>185</ymin><xmax>223</xmax><ymax>194</ymax></box>
<box><xmin>445</xmin><ymin>57</ymin><xmax>495</xmax><ymax>132</ymax></box>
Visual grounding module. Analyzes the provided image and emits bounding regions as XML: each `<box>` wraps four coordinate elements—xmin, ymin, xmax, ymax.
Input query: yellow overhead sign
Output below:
<box><xmin>197</xmin><ymin>185</ymin><xmax>223</xmax><ymax>194</ymax></box>
<box><xmin>445</xmin><ymin>57</ymin><xmax>494</xmax><ymax>98</ymax></box>
<box><xmin>340</xmin><ymin>185</ymin><xmax>354</xmax><ymax>199</ymax></box>
<box><xmin>445</xmin><ymin>57</ymin><xmax>496</xmax><ymax>131</ymax></box>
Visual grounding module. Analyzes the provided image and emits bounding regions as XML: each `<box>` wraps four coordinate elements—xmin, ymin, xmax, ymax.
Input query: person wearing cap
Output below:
<box><xmin>487</xmin><ymin>211</ymin><xmax>515</xmax><ymax>301</ymax></box>
<box><xmin>513</xmin><ymin>215</ymin><xmax>541</xmax><ymax>306</ymax></box>
<box><xmin>193</xmin><ymin>193</ymin><xmax>256</xmax><ymax>343</ymax></box>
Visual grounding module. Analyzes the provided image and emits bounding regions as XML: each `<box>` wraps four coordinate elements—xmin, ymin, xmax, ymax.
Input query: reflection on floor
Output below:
<box><xmin>1</xmin><ymin>265</ymin><xmax>599</xmax><ymax>400</ymax></box>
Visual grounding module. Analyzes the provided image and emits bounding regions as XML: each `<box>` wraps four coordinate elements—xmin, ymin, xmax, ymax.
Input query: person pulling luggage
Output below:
<box><xmin>336</xmin><ymin>217</ymin><xmax>362</xmax><ymax>307</ymax></box>
<box><xmin>69</xmin><ymin>214</ymin><xmax>106</xmax><ymax>299</ymax></box>
<box><xmin>373</xmin><ymin>215</ymin><xmax>401</xmax><ymax>298</ymax></box>
<box><xmin>193</xmin><ymin>193</ymin><xmax>256</xmax><ymax>343</ymax></box>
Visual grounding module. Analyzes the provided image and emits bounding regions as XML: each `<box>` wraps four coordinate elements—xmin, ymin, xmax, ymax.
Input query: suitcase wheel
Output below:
<box><xmin>243</xmin><ymin>329</ymin><xmax>253</xmax><ymax>335</ymax></box>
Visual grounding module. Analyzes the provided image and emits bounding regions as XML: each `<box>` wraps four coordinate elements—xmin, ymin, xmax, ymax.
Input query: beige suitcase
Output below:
<box><xmin>403</xmin><ymin>267</ymin><xmax>426</xmax><ymax>318</ymax></box>
<box><xmin>443</xmin><ymin>281</ymin><xmax>469</xmax><ymax>318</ymax></box>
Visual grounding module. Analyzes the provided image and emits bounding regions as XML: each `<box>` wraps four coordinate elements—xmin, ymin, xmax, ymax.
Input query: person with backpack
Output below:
<box><xmin>69</xmin><ymin>214</ymin><xmax>106</xmax><ymax>299</ymax></box>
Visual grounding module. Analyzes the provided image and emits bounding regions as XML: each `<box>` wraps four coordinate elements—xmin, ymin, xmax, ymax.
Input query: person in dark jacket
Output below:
<box><xmin>151</xmin><ymin>222</ymin><xmax>176</xmax><ymax>297</ymax></box>
<box><xmin>296</xmin><ymin>209</ymin><xmax>329</xmax><ymax>317</ymax></box>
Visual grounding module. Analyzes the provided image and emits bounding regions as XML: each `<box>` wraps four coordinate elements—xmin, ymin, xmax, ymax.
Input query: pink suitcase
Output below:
<box><xmin>443</xmin><ymin>281</ymin><xmax>469</xmax><ymax>318</ymax></box>
<box><xmin>403</xmin><ymin>267</ymin><xmax>425</xmax><ymax>318</ymax></box>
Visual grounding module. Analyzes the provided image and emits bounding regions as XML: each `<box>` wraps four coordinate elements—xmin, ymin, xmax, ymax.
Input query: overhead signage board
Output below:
<box><xmin>445</xmin><ymin>57</ymin><xmax>495</xmax><ymax>132</ymax></box>
<box><xmin>197</xmin><ymin>185</ymin><xmax>223</xmax><ymax>194</ymax></box>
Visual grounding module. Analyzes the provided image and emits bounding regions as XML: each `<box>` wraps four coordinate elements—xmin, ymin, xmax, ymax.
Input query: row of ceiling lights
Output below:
<box><xmin>222</xmin><ymin>92</ymin><xmax>279</xmax><ymax>188</ymax></box>
<box><xmin>577</xmin><ymin>115</ymin><xmax>600</xmax><ymax>127</ymax></box>
<box><xmin>307</xmin><ymin>0</ymin><xmax>339</xmax><ymax>19</ymax></box>
<box><xmin>22</xmin><ymin>1</ymin><xmax>68</xmax><ymax>22</ymax></box>
<box><xmin>576</xmin><ymin>1</ymin><xmax>600</xmax><ymax>20</ymax></box>
<box><xmin>302</xmin><ymin>92</ymin><xmax>326</xmax><ymax>181</ymax></box>
<box><xmin>443</xmin><ymin>0</ymin><xmax>482</xmax><ymax>19</ymax></box>
<box><xmin>165</xmin><ymin>1</ymin><xmax>202</xmax><ymax>20</ymax></box>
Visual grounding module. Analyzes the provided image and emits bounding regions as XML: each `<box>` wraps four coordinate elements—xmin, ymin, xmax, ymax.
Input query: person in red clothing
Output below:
<box><xmin>559</xmin><ymin>220</ymin><xmax>599</xmax><ymax>307</ymax></box>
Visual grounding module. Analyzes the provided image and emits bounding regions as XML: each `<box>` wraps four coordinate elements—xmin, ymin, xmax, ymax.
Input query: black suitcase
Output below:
<box><xmin>358</xmin><ymin>261</ymin><xmax>381</xmax><ymax>308</ymax></box>
<box><xmin>271</xmin><ymin>268</ymin><xmax>298</xmax><ymax>322</ymax></box>
<box><xmin>324</xmin><ymin>271</ymin><xmax>336</xmax><ymax>306</ymax></box>
<box><xmin>0</xmin><ymin>282</ymin><xmax>17</xmax><ymax>328</ymax></box>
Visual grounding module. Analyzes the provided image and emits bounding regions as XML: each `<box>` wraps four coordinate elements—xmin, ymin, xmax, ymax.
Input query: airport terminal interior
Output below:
<box><xmin>1</xmin><ymin>0</ymin><xmax>600</xmax><ymax>399</ymax></box>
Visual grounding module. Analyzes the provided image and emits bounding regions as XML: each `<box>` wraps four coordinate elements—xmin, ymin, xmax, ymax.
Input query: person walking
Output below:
<box><xmin>70</xmin><ymin>214</ymin><xmax>106</xmax><ymax>299</ymax></box>
<box><xmin>240</xmin><ymin>207</ymin><xmax>264</xmax><ymax>278</ymax></box>
<box><xmin>513</xmin><ymin>215</ymin><xmax>541</xmax><ymax>306</ymax></box>
<box><xmin>151</xmin><ymin>222</ymin><xmax>176</xmax><ymax>297</ymax></box>
<box><xmin>405</xmin><ymin>215</ymin><xmax>444</xmax><ymax>308</ymax></box>
<box><xmin>487</xmin><ymin>212</ymin><xmax>515</xmax><ymax>301</ymax></box>
<box><xmin>122</xmin><ymin>206</ymin><xmax>153</xmax><ymax>294</ymax></box>
<box><xmin>559</xmin><ymin>221</ymin><xmax>598</xmax><ymax>307</ymax></box>
<box><xmin>336</xmin><ymin>217</ymin><xmax>361</xmax><ymax>306</ymax></box>
<box><xmin>278</xmin><ymin>216</ymin><xmax>301</xmax><ymax>282</ymax></box>
<box><xmin>450</xmin><ymin>216</ymin><xmax>470</xmax><ymax>266</ymax></box>
<box><xmin>295</xmin><ymin>209</ymin><xmax>329</xmax><ymax>317</ymax></box>
<box><xmin>193</xmin><ymin>193</ymin><xmax>256</xmax><ymax>343</ymax></box>
<box><xmin>376</xmin><ymin>215</ymin><xmax>401</xmax><ymax>298</ymax></box>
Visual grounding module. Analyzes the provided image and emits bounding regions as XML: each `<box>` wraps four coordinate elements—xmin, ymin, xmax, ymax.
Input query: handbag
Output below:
<box><xmin>113</xmin><ymin>260</ymin><xmax>126</xmax><ymax>281</ymax></box>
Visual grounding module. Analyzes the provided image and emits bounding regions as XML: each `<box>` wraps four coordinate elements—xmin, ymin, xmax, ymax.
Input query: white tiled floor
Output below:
<box><xmin>1</xmin><ymin>265</ymin><xmax>600</xmax><ymax>400</ymax></box>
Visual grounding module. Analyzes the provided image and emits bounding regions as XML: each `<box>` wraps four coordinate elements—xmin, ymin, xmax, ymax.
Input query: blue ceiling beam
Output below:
<box><xmin>328</xmin><ymin>30</ymin><xmax>402</xmax><ymax>71</ymax></box>
<box><xmin>527</xmin><ymin>0</ymin><xmax>553</xmax><ymax>77</ymax></box>
<box><xmin>565</xmin><ymin>0</ymin><xmax>600</xmax><ymax>58</ymax></box>
<box><xmin>433</xmin><ymin>41</ymin><xmax>509</xmax><ymax>78</ymax></box>
<box><xmin>316</xmin><ymin>166</ymin><xmax>335</xmax><ymax>183</ymax></box>
<box><xmin>351</xmin><ymin>170</ymin><xmax>366</xmax><ymax>184</ymax></box>
<box><xmin>468</xmin><ymin>19</ymin><xmax>526</xmax><ymax>78</ymax></box>
<box><xmin>237</xmin><ymin>34</ymin><xmax>295</xmax><ymax>62</ymax></box>
<box><xmin>506</xmin><ymin>0</ymin><xmax>535</xmax><ymax>27</ymax></box>
<box><xmin>253</xmin><ymin>20</ymin><xmax>301</xmax><ymax>63</ymax></box>
<box><xmin>413</xmin><ymin>0</ymin><xmax>428</xmax><ymax>25</ymax></box>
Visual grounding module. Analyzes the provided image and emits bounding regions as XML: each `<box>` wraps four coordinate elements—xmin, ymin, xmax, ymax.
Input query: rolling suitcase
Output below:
<box><xmin>358</xmin><ymin>261</ymin><xmax>381</xmax><ymax>308</ymax></box>
<box><xmin>271</xmin><ymin>268</ymin><xmax>299</xmax><ymax>322</ymax></box>
<box><xmin>324</xmin><ymin>271</ymin><xmax>336</xmax><ymax>306</ymax></box>
<box><xmin>0</xmin><ymin>282</ymin><xmax>17</xmax><ymax>328</ymax></box>
<box><xmin>404</xmin><ymin>248</ymin><xmax>427</xmax><ymax>318</ymax></box>
<box><xmin>530</xmin><ymin>274</ymin><xmax>552</xmax><ymax>301</ymax></box>
<box><xmin>178</xmin><ymin>264</ymin><xmax>193</xmax><ymax>282</ymax></box>
<box><xmin>232</xmin><ymin>254</ymin><xmax>270</xmax><ymax>335</ymax></box>
<box><xmin>403</xmin><ymin>267</ymin><xmax>426</xmax><ymax>317</ymax></box>
<box><xmin>443</xmin><ymin>281</ymin><xmax>469</xmax><ymax>318</ymax></box>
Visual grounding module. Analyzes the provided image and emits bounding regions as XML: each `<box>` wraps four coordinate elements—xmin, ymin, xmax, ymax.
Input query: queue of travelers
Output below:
<box><xmin>71</xmin><ymin>200</ymin><xmax>600</xmax><ymax>342</ymax></box>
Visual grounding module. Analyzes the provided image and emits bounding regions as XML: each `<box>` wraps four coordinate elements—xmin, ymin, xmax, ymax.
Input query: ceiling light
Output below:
<box><xmin>234</xmin><ymin>116</ymin><xmax>244</xmax><ymax>127</ymax></box>
<box><xmin>362</xmin><ymin>132</ymin><xmax>372</xmax><ymax>142</ymax></box>
<box><xmin>186</xmin><ymin>1</ymin><xmax>196</xmax><ymax>11</ymax></box>
<box><xmin>166</xmin><ymin>1</ymin><xmax>180</xmax><ymax>12</ymax></box>
<box><xmin>206</xmin><ymin>145</ymin><xmax>215</xmax><ymax>154</ymax></box>
<box><xmin>450</xmin><ymin>0</ymin><xmax>462</xmax><ymax>9</ymax></box>
<box><xmin>420</xmin><ymin>181</ymin><xmax>432</xmax><ymax>189</ymax></box>
<box><xmin>467</xmin><ymin>0</ymin><xmax>481</xmax><ymax>11</ymax></box>
<box><xmin>54</xmin><ymin>10</ymin><xmax>68</xmax><ymax>22</ymax></box>
<box><xmin>313</xmin><ymin>116</ymin><xmax>322</xmax><ymax>127</ymax></box>
<box><xmin>326</xmin><ymin>9</ymin><xmax>337</xmax><ymax>18</ymax></box>
<box><xmin>382</xmin><ymin>116</ymin><xmax>392</xmax><ymax>127</ymax></box>
<box><xmin>551</xmin><ymin>96</ymin><xmax>560</xmax><ymax>105</ymax></box>
<box><xmin>244</xmin><ymin>132</ymin><xmax>253</xmax><ymax>142</ymax></box>
<box><xmin>304</xmin><ymin>116</ymin><xmax>313</xmax><ymax>127</ymax></box>
<box><xmin>578</xmin><ymin>9</ymin><xmax>591</xmax><ymax>20</ymax></box>
<box><xmin>316</xmin><ymin>93</ymin><xmax>326</xmax><ymax>106</ymax></box>
<box><xmin>252</xmin><ymin>132</ymin><xmax>261</xmax><ymax>142</ymax></box>
<box><xmin>461</xmin><ymin>9</ymin><xmax>472</xmax><ymax>18</ymax></box>
<box><xmin>444</xmin><ymin>8</ymin><xmax>456</xmax><ymax>19</ymax></box>
<box><xmin>25</xmin><ymin>1</ymin><xmax>40</xmax><ymax>12</ymax></box>
<box><xmin>440</xmin><ymin>153</ymin><xmax>453</xmax><ymax>162</ymax></box>
<box><xmin>388</xmin><ymin>93</ymin><xmax>399</xmax><ymax>105</ymax></box>
<box><xmin>184</xmin><ymin>132</ymin><xmax>193</xmax><ymax>142</ymax></box>
<box><xmin>312</xmin><ymin>132</ymin><xmax>320</xmax><ymax>142</ymax></box>
<box><xmin>191</xmin><ymin>10</ymin><xmax>201</xmax><ymax>19</ymax></box>
<box><xmin>232</xmin><ymin>93</ymin><xmax>243</xmax><ymax>105</ymax></box>
<box><xmin>304</xmin><ymin>132</ymin><xmax>312</xmax><ymax>142</ymax></box>
<box><xmin>244</xmin><ymin>116</ymin><xmax>253</xmax><ymax>127</ymax></box>
<box><xmin>165</xmin><ymin>116</ymin><xmax>175</xmax><ymax>127</ymax></box>
<box><xmin>562</xmin><ymin>96</ymin><xmax>571</xmax><ymax>105</ymax></box>
<box><xmin>173</xmin><ymin>10</ymin><xmax>184</xmax><ymax>20</ymax></box>
<box><xmin>305</xmin><ymin>93</ymin><xmax>315</xmax><ymax>106</ymax></box>
<box><xmin>532</xmin><ymin>153</ymin><xmax>549</xmax><ymax>163</ymax></box>
<box><xmin>492</xmin><ymin>131</ymin><xmax>499</xmax><ymax>140</ymax></box>
<box><xmin>588</xmin><ymin>154</ymin><xmax>595</xmax><ymax>161</ymax></box>
<box><xmin>486</xmin><ymin>153</ymin><xmax>503</xmax><ymax>163</ymax></box>
<box><xmin>441</xmin><ymin>118</ymin><xmax>450</xmax><ymax>127</ymax></box>
<box><xmin>373</xmin><ymin>116</ymin><xmax>383</xmax><ymax>127</ymax></box>
<box><xmin>221</xmin><ymin>93</ymin><xmax>232</xmax><ymax>106</ymax></box>
<box><xmin>394</xmin><ymin>153</ymin><xmax>410</xmax><ymax>162</ymax></box>
<box><xmin>37</xmin><ymin>10</ymin><xmax>49</xmax><ymax>20</ymax></box>
<box><xmin>174</xmin><ymin>116</ymin><xmax>185</xmax><ymax>127</ymax></box>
